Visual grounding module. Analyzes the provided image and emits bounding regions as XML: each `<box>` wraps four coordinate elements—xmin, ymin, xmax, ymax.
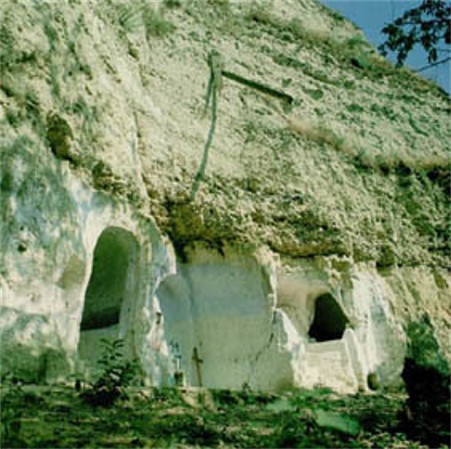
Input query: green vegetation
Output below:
<box><xmin>91</xmin><ymin>161</ymin><xmax>143</xmax><ymax>205</ymax></box>
<box><xmin>272</xmin><ymin>53</ymin><xmax>340</xmax><ymax>86</ymax></box>
<box><xmin>46</xmin><ymin>112</ymin><xmax>74</xmax><ymax>161</ymax></box>
<box><xmin>379</xmin><ymin>0</ymin><xmax>450</xmax><ymax>68</ymax></box>
<box><xmin>64</xmin><ymin>96</ymin><xmax>100</xmax><ymax>139</ymax></box>
<box><xmin>163</xmin><ymin>0</ymin><xmax>182</xmax><ymax>9</ymax></box>
<box><xmin>0</xmin><ymin>375</ymin><xmax>27</xmax><ymax>448</ymax></box>
<box><xmin>114</xmin><ymin>1</ymin><xmax>175</xmax><ymax>38</ymax></box>
<box><xmin>1</xmin><ymin>83</ymin><xmax>46</xmax><ymax>136</ymax></box>
<box><xmin>116</xmin><ymin>3</ymin><xmax>144</xmax><ymax>34</ymax></box>
<box><xmin>346</xmin><ymin>103</ymin><xmax>364</xmax><ymax>113</ymax></box>
<box><xmin>1</xmin><ymin>382</ymin><xmax>447</xmax><ymax>448</ymax></box>
<box><xmin>304</xmin><ymin>88</ymin><xmax>324</xmax><ymax>101</ymax></box>
<box><xmin>80</xmin><ymin>339</ymin><xmax>139</xmax><ymax>407</ymax></box>
<box><xmin>285</xmin><ymin>114</ymin><xmax>449</xmax><ymax>176</ymax></box>
<box><xmin>402</xmin><ymin>317</ymin><xmax>451</xmax><ymax>447</ymax></box>
<box><xmin>142</xmin><ymin>4</ymin><xmax>175</xmax><ymax>38</ymax></box>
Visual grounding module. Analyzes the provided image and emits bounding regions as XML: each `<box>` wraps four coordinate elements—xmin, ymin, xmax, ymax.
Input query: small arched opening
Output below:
<box><xmin>308</xmin><ymin>293</ymin><xmax>349</xmax><ymax>342</ymax></box>
<box><xmin>77</xmin><ymin>227</ymin><xmax>138</xmax><ymax>370</ymax></box>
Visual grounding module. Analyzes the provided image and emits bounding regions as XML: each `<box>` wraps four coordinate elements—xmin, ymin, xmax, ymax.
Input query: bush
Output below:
<box><xmin>142</xmin><ymin>4</ymin><xmax>175</xmax><ymax>38</ymax></box>
<box><xmin>80</xmin><ymin>339</ymin><xmax>138</xmax><ymax>407</ymax></box>
<box><xmin>0</xmin><ymin>374</ymin><xmax>27</xmax><ymax>448</ymax></box>
<box><xmin>401</xmin><ymin>317</ymin><xmax>451</xmax><ymax>446</ymax></box>
<box><xmin>114</xmin><ymin>2</ymin><xmax>175</xmax><ymax>38</ymax></box>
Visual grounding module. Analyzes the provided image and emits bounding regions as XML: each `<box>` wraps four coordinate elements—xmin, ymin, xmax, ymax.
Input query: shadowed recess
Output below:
<box><xmin>308</xmin><ymin>293</ymin><xmax>349</xmax><ymax>342</ymax></box>
<box><xmin>80</xmin><ymin>227</ymin><xmax>138</xmax><ymax>330</ymax></box>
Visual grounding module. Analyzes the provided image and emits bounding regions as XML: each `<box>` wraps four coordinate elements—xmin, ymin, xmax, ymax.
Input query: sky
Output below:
<box><xmin>320</xmin><ymin>0</ymin><xmax>450</xmax><ymax>93</ymax></box>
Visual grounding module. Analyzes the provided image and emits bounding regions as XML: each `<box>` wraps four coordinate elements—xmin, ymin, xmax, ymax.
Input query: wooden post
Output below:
<box><xmin>192</xmin><ymin>347</ymin><xmax>204</xmax><ymax>387</ymax></box>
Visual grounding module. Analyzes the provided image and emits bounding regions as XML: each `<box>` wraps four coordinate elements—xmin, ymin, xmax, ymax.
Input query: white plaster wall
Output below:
<box><xmin>349</xmin><ymin>272</ymin><xmax>406</xmax><ymax>386</ymax></box>
<box><xmin>156</xmin><ymin>245</ymin><xmax>300</xmax><ymax>391</ymax></box>
<box><xmin>152</xmin><ymin>249</ymin><xmax>409</xmax><ymax>393</ymax></box>
<box><xmin>254</xmin><ymin>309</ymin><xmax>304</xmax><ymax>391</ymax></box>
<box><xmin>301</xmin><ymin>339</ymin><xmax>358</xmax><ymax>393</ymax></box>
<box><xmin>183</xmin><ymin>255</ymin><xmax>273</xmax><ymax>389</ymax></box>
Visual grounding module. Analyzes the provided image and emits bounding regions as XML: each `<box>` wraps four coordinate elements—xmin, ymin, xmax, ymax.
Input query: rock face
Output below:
<box><xmin>1</xmin><ymin>0</ymin><xmax>449</xmax><ymax>393</ymax></box>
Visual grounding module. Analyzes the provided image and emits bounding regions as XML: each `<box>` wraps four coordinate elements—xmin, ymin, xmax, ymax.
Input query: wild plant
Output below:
<box><xmin>80</xmin><ymin>338</ymin><xmax>138</xmax><ymax>407</ymax></box>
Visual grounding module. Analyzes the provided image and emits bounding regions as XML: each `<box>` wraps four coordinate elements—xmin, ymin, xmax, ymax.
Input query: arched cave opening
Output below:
<box><xmin>308</xmin><ymin>293</ymin><xmax>349</xmax><ymax>342</ymax></box>
<box><xmin>77</xmin><ymin>227</ymin><xmax>138</xmax><ymax>367</ymax></box>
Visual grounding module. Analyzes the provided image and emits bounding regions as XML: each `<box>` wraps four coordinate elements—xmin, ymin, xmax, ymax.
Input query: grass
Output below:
<box><xmin>0</xmin><ymin>384</ymin><xmax>444</xmax><ymax>448</ymax></box>
<box><xmin>284</xmin><ymin>116</ymin><xmax>355</xmax><ymax>157</ymax></box>
<box><xmin>116</xmin><ymin>3</ymin><xmax>144</xmax><ymax>34</ymax></box>
<box><xmin>163</xmin><ymin>0</ymin><xmax>182</xmax><ymax>9</ymax></box>
<box><xmin>142</xmin><ymin>5</ymin><xmax>175</xmax><ymax>38</ymax></box>
<box><xmin>113</xmin><ymin>1</ymin><xmax>175</xmax><ymax>38</ymax></box>
<box><xmin>283</xmin><ymin>115</ymin><xmax>450</xmax><ymax>176</ymax></box>
<box><xmin>64</xmin><ymin>96</ymin><xmax>100</xmax><ymax>138</ymax></box>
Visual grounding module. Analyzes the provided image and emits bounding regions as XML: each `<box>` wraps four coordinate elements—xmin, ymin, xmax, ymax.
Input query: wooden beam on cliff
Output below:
<box><xmin>191</xmin><ymin>51</ymin><xmax>294</xmax><ymax>199</ymax></box>
<box><xmin>221</xmin><ymin>70</ymin><xmax>294</xmax><ymax>105</ymax></box>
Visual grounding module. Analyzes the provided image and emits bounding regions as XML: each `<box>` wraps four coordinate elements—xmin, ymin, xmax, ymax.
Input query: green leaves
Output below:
<box><xmin>314</xmin><ymin>408</ymin><xmax>360</xmax><ymax>436</ymax></box>
<box><xmin>265</xmin><ymin>397</ymin><xmax>296</xmax><ymax>412</ymax></box>
<box><xmin>117</xmin><ymin>3</ymin><xmax>144</xmax><ymax>33</ymax></box>
<box><xmin>114</xmin><ymin>2</ymin><xmax>175</xmax><ymax>38</ymax></box>
<box><xmin>80</xmin><ymin>338</ymin><xmax>138</xmax><ymax>407</ymax></box>
<box><xmin>379</xmin><ymin>0</ymin><xmax>451</xmax><ymax>66</ymax></box>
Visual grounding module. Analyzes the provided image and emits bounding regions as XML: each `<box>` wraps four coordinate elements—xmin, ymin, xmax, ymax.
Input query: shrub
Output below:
<box><xmin>401</xmin><ymin>317</ymin><xmax>451</xmax><ymax>446</ymax></box>
<box><xmin>80</xmin><ymin>338</ymin><xmax>138</xmax><ymax>407</ymax></box>
<box><xmin>0</xmin><ymin>374</ymin><xmax>27</xmax><ymax>448</ymax></box>
<box><xmin>114</xmin><ymin>2</ymin><xmax>175</xmax><ymax>38</ymax></box>
<box><xmin>140</xmin><ymin>3</ymin><xmax>175</xmax><ymax>38</ymax></box>
<box><xmin>116</xmin><ymin>3</ymin><xmax>143</xmax><ymax>33</ymax></box>
<box><xmin>46</xmin><ymin>112</ymin><xmax>74</xmax><ymax>161</ymax></box>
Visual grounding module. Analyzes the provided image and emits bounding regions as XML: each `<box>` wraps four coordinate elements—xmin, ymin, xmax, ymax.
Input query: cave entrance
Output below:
<box><xmin>308</xmin><ymin>293</ymin><xmax>349</xmax><ymax>342</ymax></box>
<box><xmin>77</xmin><ymin>227</ymin><xmax>138</xmax><ymax>371</ymax></box>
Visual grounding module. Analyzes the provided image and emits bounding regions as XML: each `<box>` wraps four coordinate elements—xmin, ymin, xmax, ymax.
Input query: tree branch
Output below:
<box><xmin>417</xmin><ymin>56</ymin><xmax>451</xmax><ymax>72</ymax></box>
<box><xmin>392</xmin><ymin>18</ymin><xmax>449</xmax><ymax>27</ymax></box>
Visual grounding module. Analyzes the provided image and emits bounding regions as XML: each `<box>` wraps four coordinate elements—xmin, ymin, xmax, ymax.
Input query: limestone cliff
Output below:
<box><xmin>1</xmin><ymin>0</ymin><xmax>450</xmax><ymax>392</ymax></box>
